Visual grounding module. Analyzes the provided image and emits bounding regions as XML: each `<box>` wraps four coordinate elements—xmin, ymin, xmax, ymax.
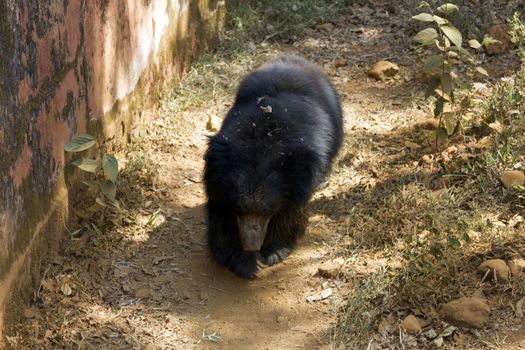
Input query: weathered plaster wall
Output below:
<box><xmin>0</xmin><ymin>0</ymin><xmax>224</xmax><ymax>340</ymax></box>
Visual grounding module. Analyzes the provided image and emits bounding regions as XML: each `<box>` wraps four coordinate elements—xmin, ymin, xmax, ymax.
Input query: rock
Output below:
<box><xmin>316</xmin><ymin>22</ymin><xmax>336</xmax><ymax>31</ymax></box>
<box><xmin>508</xmin><ymin>258</ymin><xmax>525</xmax><ymax>277</ymax></box>
<box><xmin>423</xmin><ymin>329</ymin><xmax>438</xmax><ymax>339</ymax></box>
<box><xmin>440</xmin><ymin>297</ymin><xmax>490</xmax><ymax>329</ymax></box>
<box><xmin>486</xmin><ymin>23</ymin><xmax>512</xmax><ymax>55</ymax></box>
<box><xmin>206</xmin><ymin>114</ymin><xmax>222</xmax><ymax>132</ymax></box>
<box><xmin>368</xmin><ymin>60</ymin><xmax>399</xmax><ymax>80</ymax></box>
<box><xmin>402</xmin><ymin>315</ymin><xmax>422</xmax><ymax>335</ymax></box>
<box><xmin>335</xmin><ymin>57</ymin><xmax>348</xmax><ymax>68</ymax></box>
<box><xmin>478</xmin><ymin>259</ymin><xmax>510</xmax><ymax>283</ymax></box>
<box><xmin>317</xmin><ymin>261</ymin><xmax>343</xmax><ymax>278</ymax></box>
<box><xmin>186</xmin><ymin>169</ymin><xmax>201</xmax><ymax>183</ymax></box>
<box><xmin>23</xmin><ymin>307</ymin><xmax>38</xmax><ymax>319</ymax></box>
<box><xmin>500</xmin><ymin>170</ymin><xmax>525</xmax><ymax>189</ymax></box>
<box><xmin>414</xmin><ymin>118</ymin><xmax>439</xmax><ymax>130</ymax></box>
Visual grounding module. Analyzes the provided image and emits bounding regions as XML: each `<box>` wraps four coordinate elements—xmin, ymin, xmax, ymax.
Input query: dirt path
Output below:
<box><xmin>103</xmin><ymin>108</ymin><xmax>349</xmax><ymax>350</ymax></box>
<box><xmin>8</xmin><ymin>2</ymin><xmax>525</xmax><ymax>349</ymax></box>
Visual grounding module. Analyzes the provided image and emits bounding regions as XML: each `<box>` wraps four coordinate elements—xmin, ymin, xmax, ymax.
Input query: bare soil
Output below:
<box><xmin>7</xmin><ymin>1</ymin><xmax>525</xmax><ymax>349</ymax></box>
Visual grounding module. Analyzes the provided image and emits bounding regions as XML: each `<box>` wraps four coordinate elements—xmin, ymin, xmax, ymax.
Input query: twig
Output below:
<box><xmin>34</xmin><ymin>266</ymin><xmax>51</xmax><ymax>302</ymax></box>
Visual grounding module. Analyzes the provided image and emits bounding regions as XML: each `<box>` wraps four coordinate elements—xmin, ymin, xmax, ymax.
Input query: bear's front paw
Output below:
<box><xmin>229</xmin><ymin>252</ymin><xmax>259</xmax><ymax>279</ymax></box>
<box><xmin>262</xmin><ymin>247</ymin><xmax>291</xmax><ymax>266</ymax></box>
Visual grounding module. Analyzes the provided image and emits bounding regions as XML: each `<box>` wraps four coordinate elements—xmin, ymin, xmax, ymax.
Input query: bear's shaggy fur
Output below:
<box><xmin>203</xmin><ymin>55</ymin><xmax>343</xmax><ymax>278</ymax></box>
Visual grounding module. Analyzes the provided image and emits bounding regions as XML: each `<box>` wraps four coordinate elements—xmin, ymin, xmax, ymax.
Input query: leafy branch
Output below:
<box><xmin>64</xmin><ymin>134</ymin><xmax>120</xmax><ymax>209</ymax></box>
<box><xmin>412</xmin><ymin>1</ymin><xmax>490</xmax><ymax>147</ymax></box>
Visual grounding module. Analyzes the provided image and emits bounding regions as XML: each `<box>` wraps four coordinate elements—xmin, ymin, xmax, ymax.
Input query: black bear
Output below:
<box><xmin>203</xmin><ymin>55</ymin><xmax>343</xmax><ymax>278</ymax></box>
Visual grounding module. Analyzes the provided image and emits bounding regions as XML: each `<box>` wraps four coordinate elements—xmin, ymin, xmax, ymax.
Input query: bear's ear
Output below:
<box><xmin>282</xmin><ymin>149</ymin><xmax>321</xmax><ymax>205</ymax></box>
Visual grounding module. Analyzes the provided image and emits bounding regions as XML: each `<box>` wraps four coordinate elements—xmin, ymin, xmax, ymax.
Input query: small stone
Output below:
<box><xmin>317</xmin><ymin>261</ymin><xmax>342</xmax><ymax>278</ymax></box>
<box><xmin>181</xmin><ymin>290</ymin><xmax>191</xmax><ymax>300</ymax></box>
<box><xmin>335</xmin><ymin>57</ymin><xmax>348</xmax><ymax>68</ymax></box>
<box><xmin>135</xmin><ymin>287</ymin><xmax>151</xmax><ymax>298</ymax></box>
<box><xmin>414</xmin><ymin>118</ymin><xmax>439</xmax><ymax>130</ymax></box>
<box><xmin>266</xmin><ymin>23</ymin><xmax>275</xmax><ymax>33</ymax></box>
<box><xmin>368</xmin><ymin>60</ymin><xmax>399</xmax><ymax>80</ymax></box>
<box><xmin>24</xmin><ymin>307</ymin><xmax>38</xmax><ymax>319</ymax></box>
<box><xmin>276</xmin><ymin>315</ymin><xmax>286</xmax><ymax>323</ymax></box>
<box><xmin>423</xmin><ymin>329</ymin><xmax>438</xmax><ymax>339</ymax></box>
<box><xmin>186</xmin><ymin>169</ymin><xmax>201</xmax><ymax>183</ymax></box>
<box><xmin>508</xmin><ymin>259</ymin><xmax>525</xmax><ymax>277</ymax></box>
<box><xmin>500</xmin><ymin>170</ymin><xmax>525</xmax><ymax>189</ymax></box>
<box><xmin>402</xmin><ymin>315</ymin><xmax>422</xmax><ymax>335</ymax></box>
<box><xmin>316</xmin><ymin>22</ymin><xmax>336</xmax><ymax>31</ymax></box>
<box><xmin>478</xmin><ymin>259</ymin><xmax>510</xmax><ymax>283</ymax></box>
<box><xmin>433</xmin><ymin>337</ymin><xmax>444</xmax><ymax>347</ymax></box>
<box><xmin>440</xmin><ymin>297</ymin><xmax>490</xmax><ymax>329</ymax></box>
<box><xmin>206</xmin><ymin>114</ymin><xmax>222</xmax><ymax>132</ymax></box>
<box><xmin>486</xmin><ymin>23</ymin><xmax>512</xmax><ymax>55</ymax></box>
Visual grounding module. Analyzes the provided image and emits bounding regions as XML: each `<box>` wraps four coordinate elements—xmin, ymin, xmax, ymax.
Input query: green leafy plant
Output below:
<box><xmin>64</xmin><ymin>134</ymin><xmax>120</xmax><ymax>209</ymax></box>
<box><xmin>412</xmin><ymin>2</ymin><xmax>490</xmax><ymax>147</ymax></box>
<box><xmin>510</xmin><ymin>12</ymin><xmax>525</xmax><ymax>61</ymax></box>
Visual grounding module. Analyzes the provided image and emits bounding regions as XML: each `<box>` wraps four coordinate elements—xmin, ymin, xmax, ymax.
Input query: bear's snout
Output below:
<box><xmin>237</xmin><ymin>214</ymin><xmax>270</xmax><ymax>252</ymax></box>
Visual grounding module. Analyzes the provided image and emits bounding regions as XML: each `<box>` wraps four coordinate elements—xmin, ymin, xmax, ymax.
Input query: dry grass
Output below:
<box><xmin>331</xmin><ymin>64</ymin><xmax>525</xmax><ymax>349</ymax></box>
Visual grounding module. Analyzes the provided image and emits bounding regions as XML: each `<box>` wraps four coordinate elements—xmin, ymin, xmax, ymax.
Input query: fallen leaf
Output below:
<box><xmin>516</xmin><ymin>297</ymin><xmax>524</xmax><ymax>318</ymax></box>
<box><xmin>61</xmin><ymin>283</ymin><xmax>72</xmax><ymax>296</ymax></box>
<box><xmin>404</xmin><ymin>141</ymin><xmax>421</xmax><ymax>150</ymax></box>
<box><xmin>378</xmin><ymin>313</ymin><xmax>396</xmax><ymax>336</ymax></box>
<box><xmin>335</xmin><ymin>57</ymin><xmax>348</xmax><ymax>68</ymax></box>
<box><xmin>306</xmin><ymin>288</ymin><xmax>333</xmax><ymax>302</ymax></box>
